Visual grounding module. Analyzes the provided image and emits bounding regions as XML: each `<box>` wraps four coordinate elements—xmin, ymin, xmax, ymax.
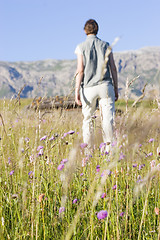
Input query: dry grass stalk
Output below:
<box><xmin>0</xmin><ymin>113</ymin><xmax>7</xmax><ymax>135</ymax></box>
<box><xmin>15</xmin><ymin>84</ymin><xmax>26</xmax><ymax>106</ymax></box>
<box><xmin>132</xmin><ymin>83</ymin><xmax>147</xmax><ymax>107</ymax></box>
<box><xmin>125</xmin><ymin>75</ymin><xmax>140</xmax><ymax>112</ymax></box>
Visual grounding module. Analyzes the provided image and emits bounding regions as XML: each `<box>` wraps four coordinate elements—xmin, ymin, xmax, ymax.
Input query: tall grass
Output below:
<box><xmin>0</xmin><ymin>99</ymin><xmax>160</xmax><ymax>240</ymax></box>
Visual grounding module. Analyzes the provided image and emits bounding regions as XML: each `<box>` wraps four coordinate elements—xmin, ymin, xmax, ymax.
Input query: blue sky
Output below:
<box><xmin>0</xmin><ymin>0</ymin><xmax>160</xmax><ymax>62</ymax></box>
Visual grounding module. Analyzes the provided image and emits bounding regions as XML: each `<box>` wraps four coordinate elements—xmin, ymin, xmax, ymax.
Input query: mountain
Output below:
<box><xmin>0</xmin><ymin>46</ymin><xmax>160</xmax><ymax>99</ymax></box>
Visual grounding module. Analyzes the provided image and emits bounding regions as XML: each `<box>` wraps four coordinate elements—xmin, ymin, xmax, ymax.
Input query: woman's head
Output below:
<box><xmin>84</xmin><ymin>19</ymin><xmax>99</xmax><ymax>35</ymax></box>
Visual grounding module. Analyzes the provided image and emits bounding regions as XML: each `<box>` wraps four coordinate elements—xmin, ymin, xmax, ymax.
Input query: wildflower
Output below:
<box><xmin>80</xmin><ymin>173</ymin><xmax>84</xmax><ymax>176</ymax></box>
<box><xmin>21</xmin><ymin>148</ymin><xmax>24</xmax><ymax>153</ymax></box>
<box><xmin>67</xmin><ymin>130</ymin><xmax>75</xmax><ymax>135</ymax></box>
<box><xmin>63</xmin><ymin>132</ymin><xmax>68</xmax><ymax>138</ymax></box>
<box><xmin>154</xmin><ymin>207</ymin><xmax>159</xmax><ymax>215</ymax></box>
<box><xmin>99</xmin><ymin>142</ymin><xmax>106</xmax><ymax>150</ymax></box>
<box><xmin>61</xmin><ymin>159</ymin><xmax>68</xmax><ymax>164</ymax></box>
<box><xmin>111</xmin><ymin>141</ymin><xmax>117</xmax><ymax>147</ymax></box>
<box><xmin>57</xmin><ymin>163</ymin><xmax>64</xmax><ymax>171</ymax></box>
<box><xmin>80</xmin><ymin>143</ymin><xmax>88</xmax><ymax>149</ymax></box>
<box><xmin>139</xmin><ymin>164</ymin><xmax>145</xmax><ymax>170</ymax></box>
<box><xmin>59</xmin><ymin>207</ymin><xmax>65</xmax><ymax>213</ymax></box>
<box><xmin>82</xmin><ymin>157</ymin><xmax>89</xmax><ymax>167</ymax></box>
<box><xmin>9</xmin><ymin>170</ymin><xmax>14</xmax><ymax>176</ymax></box>
<box><xmin>39</xmin><ymin>194</ymin><xmax>45</xmax><ymax>202</ymax></box>
<box><xmin>38</xmin><ymin>149</ymin><xmax>43</xmax><ymax>156</ymax></box>
<box><xmin>119</xmin><ymin>152</ymin><xmax>125</xmax><ymax>160</ymax></box>
<box><xmin>49</xmin><ymin>136</ymin><xmax>55</xmax><ymax>141</ymax></box>
<box><xmin>139</xmin><ymin>144</ymin><xmax>142</xmax><ymax>148</ymax></box>
<box><xmin>97</xmin><ymin>210</ymin><xmax>108</xmax><ymax>220</ymax></box>
<box><xmin>149</xmin><ymin>138</ymin><xmax>154</xmax><ymax>143</ymax></box>
<box><xmin>120</xmin><ymin>212</ymin><xmax>125</xmax><ymax>217</ymax></box>
<box><xmin>112</xmin><ymin>185</ymin><xmax>117</xmax><ymax>190</ymax></box>
<box><xmin>101</xmin><ymin>169</ymin><xmax>112</xmax><ymax>177</ymax></box>
<box><xmin>72</xmin><ymin>198</ymin><xmax>78</xmax><ymax>204</ymax></box>
<box><xmin>96</xmin><ymin>165</ymin><xmax>100</xmax><ymax>172</ymax></box>
<box><xmin>28</xmin><ymin>171</ymin><xmax>34</xmax><ymax>178</ymax></box>
<box><xmin>40</xmin><ymin>135</ymin><xmax>47</xmax><ymax>141</ymax></box>
<box><xmin>147</xmin><ymin>152</ymin><xmax>153</xmax><ymax>157</ymax></box>
<box><xmin>25</xmin><ymin>137</ymin><xmax>30</xmax><ymax>143</ymax></box>
<box><xmin>37</xmin><ymin>145</ymin><xmax>43</xmax><ymax>151</ymax></box>
<box><xmin>101</xmin><ymin>193</ymin><xmax>106</xmax><ymax>198</ymax></box>
<box><xmin>133</xmin><ymin>164</ymin><xmax>137</xmax><ymax>168</ymax></box>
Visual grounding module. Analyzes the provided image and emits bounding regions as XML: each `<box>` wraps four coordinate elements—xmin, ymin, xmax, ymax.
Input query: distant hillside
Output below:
<box><xmin>0</xmin><ymin>46</ymin><xmax>160</xmax><ymax>99</ymax></box>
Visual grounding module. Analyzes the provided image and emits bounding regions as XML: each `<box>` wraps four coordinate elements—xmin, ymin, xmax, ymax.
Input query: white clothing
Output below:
<box><xmin>80</xmin><ymin>82</ymin><xmax>115</xmax><ymax>148</ymax></box>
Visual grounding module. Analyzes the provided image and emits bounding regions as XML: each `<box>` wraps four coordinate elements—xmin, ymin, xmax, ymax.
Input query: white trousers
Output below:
<box><xmin>80</xmin><ymin>82</ymin><xmax>115</xmax><ymax>148</ymax></box>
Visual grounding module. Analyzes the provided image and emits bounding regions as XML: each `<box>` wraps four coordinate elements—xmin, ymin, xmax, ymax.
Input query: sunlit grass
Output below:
<box><xmin>0</xmin><ymin>99</ymin><xmax>160</xmax><ymax>239</ymax></box>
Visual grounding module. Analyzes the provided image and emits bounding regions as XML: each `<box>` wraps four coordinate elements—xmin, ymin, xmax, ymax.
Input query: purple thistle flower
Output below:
<box><xmin>63</xmin><ymin>132</ymin><xmax>68</xmax><ymax>138</ymax></box>
<box><xmin>149</xmin><ymin>138</ymin><xmax>154</xmax><ymax>143</ymax></box>
<box><xmin>96</xmin><ymin>165</ymin><xmax>100</xmax><ymax>172</ymax></box>
<box><xmin>61</xmin><ymin>158</ymin><xmax>68</xmax><ymax>164</ymax></box>
<box><xmin>139</xmin><ymin>144</ymin><xmax>142</xmax><ymax>148</ymax></box>
<box><xmin>37</xmin><ymin>145</ymin><xmax>43</xmax><ymax>151</ymax></box>
<box><xmin>25</xmin><ymin>137</ymin><xmax>30</xmax><ymax>143</ymax></box>
<box><xmin>119</xmin><ymin>152</ymin><xmax>125</xmax><ymax>160</ymax></box>
<box><xmin>49</xmin><ymin>136</ymin><xmax>55</xmax><ymax>141</ymax></box>
<box><xmin>148</xmin><ymin>152</ymin><xmax>153</xmax><ymax>157</ymax></box>
<box><xmin>28</xmin><ymin>171</ymin><xmax>34</xmax><ymax>178</ymax></box>
<box><xmin>137</xmin><ymin>175</ymin><xmax>141</xmax><ymax>180</ymax></box>
<box><xmin>101</xmin><ymin>193</ymin><xmax>106</xmax><ymax>198</ymax></box>
<box><xmin>57</xmin><ymin>164</ymin><xmax>64</xmax><ymax>171</ymax></box>
<box><xmin>28</xmin><ymin>171</ymin><xmax>33</xmax><ymax>176</ymax></box>
<box><xmin>138</xmin><ymin>164</ymin><xmax>145</xmax><ymax>170</ymax></box>
<box><xmin>72</xmin><ymin>198</ymin><xmax>78</xmax><ymax>204</ymax></box>
<box><xmin>67</xmin><ymin>130</ymin><xmax>75</xmax><ymax>135</ymax></box>
<box><xmin>97</xmin><ymin>210</ymin><xmax>108</xmax><ymax>220</ymax></box>
<box><xmin>111</xmin><ymin>141</ymin><xmax>117</xmax><ymax>147</ymax></box>
<box><xmin>99</xmin><ymin>142</ymin><xmax>106</xmax><ymax>149</ymax></box>
<box><xmin>133</xmin><ymin>164</ymin><xmax>137</xmax><ymax>168</ymax></box>
<box><xmin>10</xmin><ymin>170</ymin><xmax>14</xmax><ymax>176</ymax></box>
<box><xmin>120</xmin><ymin>212</ymin><xmax>125</xmax><ymax>217</ymax></box>
<box><xmin>38</xmin><ymin>149</ymin><xmax>43</xmax><ymax>156</ymax></box>
<box><xmin>101</xmin><ymin>169</ymin><xmax>112</xmax><ymax>177</ymax></box>
<box><xmin>59</xmin><ymin>207</ymin><xmax>65</xmax><ymax>213</ymax></box>
<box><xmin>40</xmin><ymin>135</ymin><xmax>47</xmax><ymax>141</ymax></box>
<box><xmin>112</xmin><ymin>185</ymin><xmax>117</xmax><ymax>190</ymax></box>
<box><xmin>80</xmin><ymin>143</ymin><xmax>88</xmax><ymax>149</ymax></box>
<box><xmin>80</xmin><ymin>173</ymin><xmax>84</xmax><ymax>176</ymax></box>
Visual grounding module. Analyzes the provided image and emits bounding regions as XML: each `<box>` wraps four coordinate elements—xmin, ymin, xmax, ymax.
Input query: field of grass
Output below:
<box><xmin>0</xmin><ymin>98</ymin><xmax>160</xmax><ymax>240</ymax></box>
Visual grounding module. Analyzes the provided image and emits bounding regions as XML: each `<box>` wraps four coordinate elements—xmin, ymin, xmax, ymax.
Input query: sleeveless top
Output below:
<box><xmin>75</xmin><ymin>35</ymin><xmax>112</xmax><ymax>88</ymax></box>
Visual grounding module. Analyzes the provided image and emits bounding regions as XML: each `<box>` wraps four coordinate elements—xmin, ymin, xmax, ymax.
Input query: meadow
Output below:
<box><xmin>0</xmin><ymin>98</ymin><xmax>160</xmax><ymax>240</ymax></box>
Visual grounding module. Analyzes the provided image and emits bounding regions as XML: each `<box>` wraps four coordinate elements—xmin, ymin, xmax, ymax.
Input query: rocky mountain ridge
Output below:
<box><xmin>0</xmin><ymin>46</ymin><xmax>160</xmax><ymax>99</ymax></box>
